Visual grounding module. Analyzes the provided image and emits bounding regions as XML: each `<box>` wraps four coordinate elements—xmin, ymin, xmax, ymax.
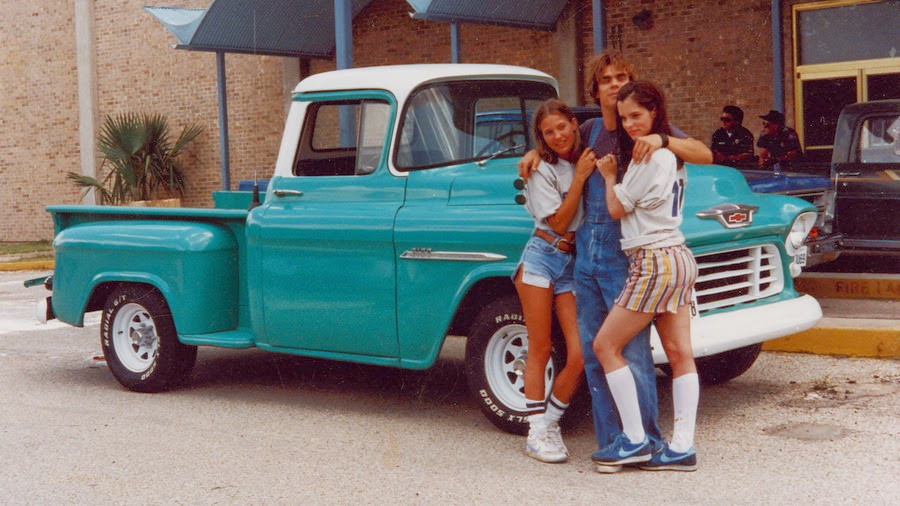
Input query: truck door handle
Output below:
<box><xmin>836</xmin><ymin>171</ymin><xmax>861</xmax><ymax>177</ymax></box>
<box><xmin>273</xmin><ymin>189</ymin><xmax>303</xmax><ymax>197</ymax></box>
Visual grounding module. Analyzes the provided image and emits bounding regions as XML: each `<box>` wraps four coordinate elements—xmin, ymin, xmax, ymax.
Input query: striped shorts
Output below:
<box><xmin>615</xmin><ymin>244</ymin><xmax>698</xmax><ymax>314</ymax></box>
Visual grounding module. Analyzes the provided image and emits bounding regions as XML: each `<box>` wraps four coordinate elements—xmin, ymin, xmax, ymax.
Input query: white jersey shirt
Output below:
<box><xmin>613</xmin><ymin>148</ymin><xmax>686</xmax><ymax>250</ymax></box>
<box><xmin>524</xmin><ymin>158</ymin><xmax>584</xmax><ymax>233</ymax></box>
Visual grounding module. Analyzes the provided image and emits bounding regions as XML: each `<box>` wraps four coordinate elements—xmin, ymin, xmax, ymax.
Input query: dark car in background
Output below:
<box><xmin>830</xmin><ymin>100</ymin><xmax>900</xmax><ymax>258</ymax></box>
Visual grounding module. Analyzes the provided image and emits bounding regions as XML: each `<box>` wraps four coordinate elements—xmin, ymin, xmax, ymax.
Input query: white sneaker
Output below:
<box><xmin>546</xmin><ymin>422</ymin><xmax>569</xmax><ymax>457</ymax></box>
<box><xmin>526</xmin><ymin>429</ymin><xmax>568</xmax><ymax>463</ymax></box>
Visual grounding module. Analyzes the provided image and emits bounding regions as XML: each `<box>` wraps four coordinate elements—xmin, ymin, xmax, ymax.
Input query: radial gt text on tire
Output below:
<box><xmin>101</xmin><ymin>284</ymin><xmax>198</xmax><ymax>392</ymax></box>
<box><xmin>464</xmin><ymin>294</ymin><xmax>564</xmax><ymax>435</ymax></box>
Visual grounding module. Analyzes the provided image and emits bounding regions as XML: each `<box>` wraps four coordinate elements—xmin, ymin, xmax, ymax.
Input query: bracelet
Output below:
<box><xmin>659</xmin><ymin>133</ymin><xmax>669</xmax><ymax>148</ymax></box>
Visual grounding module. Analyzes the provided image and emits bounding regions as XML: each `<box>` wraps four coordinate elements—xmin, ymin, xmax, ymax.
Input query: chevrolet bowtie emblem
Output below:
<box><xmin>696</xmin><ymin>203</ymin><xmax>758</xmax><ymax>229</ymax></box>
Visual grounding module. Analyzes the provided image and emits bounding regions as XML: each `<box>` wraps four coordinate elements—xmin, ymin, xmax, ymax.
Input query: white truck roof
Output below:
<box><xmin>292</xmin><ymin>64</ymin><xmax>558</xmax><ymax>101</ymax></box>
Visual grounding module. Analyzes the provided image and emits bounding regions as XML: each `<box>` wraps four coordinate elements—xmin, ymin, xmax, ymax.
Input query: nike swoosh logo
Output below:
<box><xmin>659</xmin><ymin>451</ymin><xmax>691</xmax><ymax>463</ymax></box>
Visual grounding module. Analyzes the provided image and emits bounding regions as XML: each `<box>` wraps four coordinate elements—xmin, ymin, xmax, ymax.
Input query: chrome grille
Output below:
<box><xmin>694</xmin><ymin>245</ymin><xmax>784</xmax><ymax>312</ymax></box>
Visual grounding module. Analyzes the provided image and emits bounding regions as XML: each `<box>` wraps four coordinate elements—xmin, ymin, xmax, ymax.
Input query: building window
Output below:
<box><xmin>796</xmin><ymin>1</ymin><xmax>899</xmax><ymax>65</ymax></box>
<box><xmin>792</xmin><ymin>0</ymin><xmax>899</xmax><ymax>169</ymax></box>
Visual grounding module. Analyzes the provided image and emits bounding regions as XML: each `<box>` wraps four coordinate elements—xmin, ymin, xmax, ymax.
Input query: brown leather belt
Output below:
<box><xmin>534</xmin><ymin>229</ymin><xmax>576</xmax><ymax>254</ymax></box>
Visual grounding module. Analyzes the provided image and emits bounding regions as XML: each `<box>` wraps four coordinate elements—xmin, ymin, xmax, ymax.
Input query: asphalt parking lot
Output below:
<box><xmin>1</xmin><ymin>270</ymin><xmax>898</xmax><ymax>504</ymax></box>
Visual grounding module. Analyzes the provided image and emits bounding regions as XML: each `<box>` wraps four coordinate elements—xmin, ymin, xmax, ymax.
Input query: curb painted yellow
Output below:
<box><xmin>763</xmin><ymin>318</ymin><xmax>900</xmax><ymax>358</ymax></box>
<box><xmin>0</xmin><ymin>260</ymin><xmax>54</xmax><ymax>272</ymax></box>
<box><xmin>795</xmin><ymin>272</ymin><xmax>900</xmax><ymax>300</ymax></box>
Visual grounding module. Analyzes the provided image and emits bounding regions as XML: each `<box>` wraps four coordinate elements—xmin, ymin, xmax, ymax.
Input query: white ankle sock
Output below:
<box><xmin>544</xmin><ymin>394</ymin><xmax>568</xmax><ymax>424</ymax></box>
<box><xmin>670</xmin><ymin>372</ymin><xmax>699</xmax><ymax>453</ymax></box>
<box><xmin>526</xmin><ymin>397</ymin><xmax>547</xmax><ymax>437</ymax></box>
<box><xmin>527</xmin><ymin>412</ymin><xmax>547</xmax><ymax>437</ymax></box>
<box><xmin>605</xmin><ymin>366</ymin><xmax>646</xmax><ymax>444</ymax></box>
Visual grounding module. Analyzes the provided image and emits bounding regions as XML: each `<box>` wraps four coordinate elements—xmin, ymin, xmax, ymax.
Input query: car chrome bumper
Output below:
<box><xmin>649</xmin><ymin>294</ymin><xmax>822</xmax><ymax>363</ymax></box>
<box><xmin>803</xmin><ymin>234</ymin><xmax>843</xmax><ymax>267</ymax></box>
<box><xmin>839</xmin><ymin>238</ymin><xmax>900</xmax><ymax>257</ymax></box>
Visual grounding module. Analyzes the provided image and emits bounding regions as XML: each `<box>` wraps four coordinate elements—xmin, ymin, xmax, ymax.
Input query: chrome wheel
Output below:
<box><xmin>111</xmin><ymin>302</ymin><xmax>159</xmax><ymax>373</ymax></box>
<box><xmin>482</xmin><ymin>322</ymin><xmax>555</xmax><ymax>413</ymax></box>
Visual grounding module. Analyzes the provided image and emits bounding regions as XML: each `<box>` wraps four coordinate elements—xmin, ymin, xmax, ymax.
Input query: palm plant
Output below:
<box><xmin>67</xmin><ymin>113</ymin><xmax>203</xmax><ymax>205</ymax></box>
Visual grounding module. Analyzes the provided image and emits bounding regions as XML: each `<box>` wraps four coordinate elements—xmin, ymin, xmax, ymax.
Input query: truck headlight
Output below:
<box><xmin>785</xmin><ymin>211</ymin><xmax>817</xmax><ymax>256</ymax></box>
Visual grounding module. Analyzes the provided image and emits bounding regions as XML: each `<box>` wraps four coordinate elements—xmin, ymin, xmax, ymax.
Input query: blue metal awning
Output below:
<box><xmin>145</xmin><ymin>0</ymin><xmax>374</xmax><ymax>57</ymax></box>
<box><xmin>406</xmin><ymin>0</ymin><xmax>569</xmax><ymax>31</ymax></box>
<box><xmin>145</xmin><ymin>0</ymin><xmax>371</xmax><ymax>191</ymax></box>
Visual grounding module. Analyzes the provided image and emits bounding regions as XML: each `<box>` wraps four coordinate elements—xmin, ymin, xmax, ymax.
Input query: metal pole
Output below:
<box><xmin>335</xmin><ymin>0</ymin><xmax>353</xmax><ymax>70</ymax></box>
<box><xmin>216</xmin><ymin>51</ymin><xmax>230</xmax><ymax>191</ymax></box>
<box><xmin>771</xmin><ymin>0</ymin><xmax>784</xmax><ymax>113</ymax></box>
<box><xmin>451</xmin><ymin>22</ymin><xmax>460</xmax><ymax>63</ymax></box>
<box><xmin>593</xmin><ymin>0</ymin><xmax>605</xmax><ymax>53</ymax></box>
<box><xmin>335</xmin><ymin>0</ymin><xmax>355</xmax><ymax>147</ymax></box>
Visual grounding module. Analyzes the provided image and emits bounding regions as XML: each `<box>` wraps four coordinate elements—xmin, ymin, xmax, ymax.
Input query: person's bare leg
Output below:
<box><xmin>655</xmin><ymin>306</ymin><xmax>698</xmax><ymax>453</ymax></box>
<box><xmin>549</xmin><ymin>292</ymin><xmax>583</xmax><ymax>404</ymax></box>
<box><xmin>592</xmin><ymin>306</ymin><xmax>654</xmax><ymax>443</ymax></box>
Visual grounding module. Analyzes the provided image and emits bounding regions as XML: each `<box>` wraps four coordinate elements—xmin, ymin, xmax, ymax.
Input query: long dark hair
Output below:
<box><xmin>532</xmin><ymin>99</ymin><xmax>582</xmax><ymax>164</ymax></box>
<box><xmin>615</xmin><ymin>80</ymin><xmax>672</xmax><ymax>168</ymax></box>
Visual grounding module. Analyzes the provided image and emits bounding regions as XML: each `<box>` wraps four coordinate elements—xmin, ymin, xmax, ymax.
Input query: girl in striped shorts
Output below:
<box><xmin>590</xmin><ymin>81</ymin><xmax>700</xmax><ymax>471</ymax></box>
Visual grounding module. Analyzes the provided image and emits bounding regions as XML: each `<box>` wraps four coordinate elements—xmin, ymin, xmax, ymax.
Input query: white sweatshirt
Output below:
<box><xmin>613</xmin><ymin>148</ymin><xmax>686</xmax><ymax>250</ymax></box>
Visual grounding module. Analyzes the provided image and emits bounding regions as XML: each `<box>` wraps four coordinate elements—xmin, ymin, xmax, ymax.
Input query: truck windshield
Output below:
<box><xmin>395</xmin><ymin>80</ymin><xmax>556</xmax><ymax>171</ymax></box>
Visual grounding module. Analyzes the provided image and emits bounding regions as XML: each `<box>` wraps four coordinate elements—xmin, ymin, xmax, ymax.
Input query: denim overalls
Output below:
<box><xmin>576</xmin><ymin>121</ymin><xmax>664</xmax><ymax>452</ymax></box>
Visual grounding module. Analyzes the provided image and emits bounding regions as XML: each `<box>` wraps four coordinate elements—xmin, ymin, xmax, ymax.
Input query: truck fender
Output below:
<box><xmin>51</xmin><ymin>221</ymin><xmax>239</xmax><ymax>334</ymax></box>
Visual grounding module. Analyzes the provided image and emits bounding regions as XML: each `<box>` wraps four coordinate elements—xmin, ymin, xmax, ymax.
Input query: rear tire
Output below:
<box><xmin>464</xmin><ymin>294</ymin><xmax>565</xmax><ymax>435</ymax></box>
<box><xmin>101</xmin><ymin>284</ymin><xmax>197</xmax><ymax>392</ymax></box>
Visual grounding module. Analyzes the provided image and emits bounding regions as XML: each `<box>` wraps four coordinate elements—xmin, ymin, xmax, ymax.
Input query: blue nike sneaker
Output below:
<box><xmin>639</xmin><ymin>444</ymin><xmax>697</xmax><ymax>472</ymax></box>
<box><xmin>591</xmin><ymin>434</ymin><xmax>652</xmax><ymax>466</ymax></box>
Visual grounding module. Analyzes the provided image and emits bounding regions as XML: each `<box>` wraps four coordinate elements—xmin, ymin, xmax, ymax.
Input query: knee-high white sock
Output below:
<box><xmin>670</xmin><ymin>372</ymin><xmax>699</xmax><ymax>453</ymax></box>
<box><xmin>605</xmin><ymin>366</ymin><xmax>646</xmax><ymax>444</ymax></box>
<box><xmin>544</xmin><ymin>394</ymin><xmax>568</xmax><ymax>424</ymax></box>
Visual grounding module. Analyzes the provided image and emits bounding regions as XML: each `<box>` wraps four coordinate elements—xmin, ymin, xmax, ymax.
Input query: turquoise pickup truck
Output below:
<box><xmin>32</xmin><ymin>65</ymin><xmax>822</xmax><ymax>434</ymax></box>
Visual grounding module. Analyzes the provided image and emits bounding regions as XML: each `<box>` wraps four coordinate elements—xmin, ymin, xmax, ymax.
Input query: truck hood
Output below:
<box><xmin>442</xmin><ymin>162</ymin><xmax>816</xmax><ymax>249</ymax></box>
<box><xmin>681</xmin><ymin>166</ymin><xmax>816</xmax><ymax>249</ymax></box>
<box><xmin>446</xmin><ymin>159</ymin><xmax>523</xmax><ymax>206</ymax></box>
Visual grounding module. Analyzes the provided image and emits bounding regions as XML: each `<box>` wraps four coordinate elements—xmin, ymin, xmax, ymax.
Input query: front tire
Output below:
<box><xmin>465</xmin><ymin>294</ymin><xmax>563</xmax><ymax>435</ymax></box>
<box><xmin>695</xmin><ymin>343</ymin><xmax>762</xmax><ymax>385</ymax></box>
<box><xmin>101</xmin><ymin>284</ymin><xmax>197</xmax><ymax>392</ymax></box>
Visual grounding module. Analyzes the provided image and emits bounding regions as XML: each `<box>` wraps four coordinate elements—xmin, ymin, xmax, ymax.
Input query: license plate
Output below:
<box><xmin>795</xmin><ymin>246</ymin><xmax>808</xmax><ymax>267</ymax></box>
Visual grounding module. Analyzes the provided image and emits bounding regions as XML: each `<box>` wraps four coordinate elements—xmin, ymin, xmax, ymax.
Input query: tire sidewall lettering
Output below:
<box><xmin>101</xmin><ymin>293</ymin><xmax>129</xmax><ymax>349</ymax></box>
<box><xmin>493</xmin><ymin>312</ymin><xmax>523</xmax><ymax>325</ymax></box>
<box><xmin>478</xmin><ymin>389</ymin><xmax>506</xmax><ymax>418</ymax></box>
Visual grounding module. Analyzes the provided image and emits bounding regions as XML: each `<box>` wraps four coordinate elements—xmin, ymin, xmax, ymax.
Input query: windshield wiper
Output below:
<box><xmin>476</xmin><ymin>143</ymin><xmax>525</xmax><ymax>166</ymax></box>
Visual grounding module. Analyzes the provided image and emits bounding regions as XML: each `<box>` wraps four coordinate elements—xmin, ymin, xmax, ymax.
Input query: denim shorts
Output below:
<box><xmin>514</xmin><ymin>235</ymin><xmax>576</xmax><ymax>294</ymax></box>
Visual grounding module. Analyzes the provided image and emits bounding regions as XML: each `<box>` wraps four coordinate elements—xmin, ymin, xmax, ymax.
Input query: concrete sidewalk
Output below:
<box><xmin>5</xmin><ymin>258</ymin><xmax>897</xmax><ymax>358</ymax></box>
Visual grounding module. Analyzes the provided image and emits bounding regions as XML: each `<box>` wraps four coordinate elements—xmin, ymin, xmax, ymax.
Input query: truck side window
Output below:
<box><xmin>858</xmin><ymin>115</ymin><xmax>900</xmax><ymax>163</ymax></box>
<box><xmin>294</xmin><ymin>99</ymin><xmax>390</xmax><ymax>176</ymax></box>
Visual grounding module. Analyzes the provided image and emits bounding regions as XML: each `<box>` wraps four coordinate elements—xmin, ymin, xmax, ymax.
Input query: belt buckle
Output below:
<box><xmin>556</xmin><ymin>239</ymin><xmax>573</xmax><ymax>253</ymax></box>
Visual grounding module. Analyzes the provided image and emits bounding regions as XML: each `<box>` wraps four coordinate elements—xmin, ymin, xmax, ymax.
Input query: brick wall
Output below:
<box><xmin>0</xmin><ymin>2</ymin><xmax>81</xmax><ymax>242</ymax></box>
<box><xmin>1</xmin><ymin>0</ymin><xmax>813</xmax><ymax>242</ymax></box>
<box><xmin>93</xmin><ymin>0</ymin><xmax>285</xmax><ymax>208</ymax></box>
<box><xmin>596</xmin><ymin>0</ymin><xmax>782</xmax><ymax>141</ymax></box>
